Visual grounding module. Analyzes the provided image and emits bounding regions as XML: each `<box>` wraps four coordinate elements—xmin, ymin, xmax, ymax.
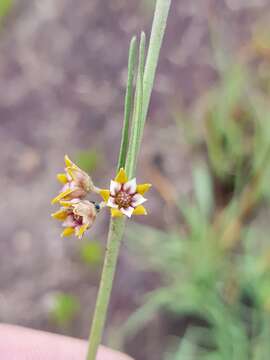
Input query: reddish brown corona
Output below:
<box><xmin>114</xmin><ymin>190</ymin><xmax>133</xmax><ymax>208</ymax></box>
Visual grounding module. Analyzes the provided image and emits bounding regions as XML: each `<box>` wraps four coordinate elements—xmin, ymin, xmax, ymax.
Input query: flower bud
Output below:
<box><xmin>52</xmin><ymin>199</ymin><xmax>99</xmax><ymax>239</ymax></box>
<box><xmin>52</xmin><ymin>155</ymin><xmax>99</xmax><ymax>204</ymax></box>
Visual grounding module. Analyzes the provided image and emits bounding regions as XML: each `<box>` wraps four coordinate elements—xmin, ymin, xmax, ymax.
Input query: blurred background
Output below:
<box><xmin>2</xmin><ymin>1</ymin><xmax>270</xmax><ymax>359</ymax></box>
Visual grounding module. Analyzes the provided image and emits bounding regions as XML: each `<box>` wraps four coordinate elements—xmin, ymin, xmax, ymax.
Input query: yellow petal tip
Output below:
<box><xmin>76</xmin><ymin>224</ymin><xmax>88</xmax><ymax>239</ymax></box>
<box><xmin>51</xmin><ymin>210</ymin><xmax>68</xmax><ymax>220</ymax></box>
<box><xmin>136</xmin><ymin>183</ymin><xmax>152</xmax><ymax>195</ymax></box>
<box><xmin>57</xmin><ymin>173</ymin><xmax>68</xmax><ymax>184</ymax></box>
<box><xmin>51</xmin><ymin>189</ymin><xmax>73</xmax><ymax>205</ymax></box>
<box><xmin>133</xmin><ymin>205</ymin><xmax>147</xmax><ymax>216</ymax></box>
<box><xmin>111</xmin><ymin>208</ymin><xmax>123</xmax><ymax>217</ymax></box>
<box><xmin>99</xmin><ymin>189</ymin><xmax>110</xmax><ymax>202</ymax></box>
<box><xmin>61</xmin><ymin>227</ymin><xmax>75</xmax><ymax>237</ymax></box>
<box><xmin>64</xmin><ymin>154</ymin><xmax>73</xmax><ymax>167</ymax></box>
<box><xmin>51</xmin><ymin>197</ymin><xmax>58</xmax><ymax>205</ymax></box>
<box><xmin>115</xmin><ymin>168</ymin><xmax>128</xmax><ymax>183</ymax></box>
<box><xmin>59</xmin><ymin>200</ymin><xmax>73</xmax><ymax>207</ymax></box>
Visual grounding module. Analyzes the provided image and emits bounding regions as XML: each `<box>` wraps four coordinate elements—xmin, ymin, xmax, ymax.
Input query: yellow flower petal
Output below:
<box><xmin>99</xmin><ymin>189</ymin><xmax>110</xmax><ymax>202</ymax></box>
<box><xmin>66</xmin><ymin>167</ymin><xmax>76</xmax><ymax>181</ymax></box>
<box><xmin>136</xmin><ymin>183</ymin><xmax>152</xmax><ymax>195</ymax></box>
<box><xmin>61</xmin><ymin>227</ymin><xmax>75</xmax><ymax>237</ymax></box>
<box><xmin>51</xmin><ymin>210</ymin><xmax>68</xmax><ymax>220</ymax></box>
<box><xmin>76</xmin><ymin>224</ymin><xmax>89</xmax><ymax>239</ymax></box>
<box><xmin>133</xmin><ymin>205</ymin><xmax>147</xmax><ymax>215</ymax></box>
<box><xmin>57</xmin><ymin>173</ymin><xmax>68</xmax><ymax>184</ymax></box>
<box><xmin>115</xmin><ymin>168</ymin><xmax>128</xmax><ymax>183</ymax></box>
<box><xmin>59</xmin><ymin>200</ymin><xmax>74</xmax><ymax>207</ymax></box>
<box><xmin>111</xmin><ymin>208</ymin><xmax>123</xmax><ymax>217</ymax></box>
<box><xmin>51</xmin><ymin>189</ymin><xmax>74</xmax><ymax>204</ymax></box>
<box><xmin>64</xmin><ymin>154</ymin><xmax>73</xmax><ymax>167</ymax></box>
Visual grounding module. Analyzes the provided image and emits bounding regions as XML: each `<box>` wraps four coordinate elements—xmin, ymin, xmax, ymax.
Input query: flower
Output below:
<box><xmin>99</xmin><ymin>168</ymin><xmax>151</xmax><ymax>218</ymax></box>
<box><xmin>51</xmin><ymin>155</ymin><xmax>99</xmax><ymax>204</ymax></box>
<box><xmin>51</xmin><ymin>199</ymin><xmax>101</xmax><ymax>239</ymax></box>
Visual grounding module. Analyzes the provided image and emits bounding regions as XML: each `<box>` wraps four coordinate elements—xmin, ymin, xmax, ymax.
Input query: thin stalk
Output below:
<box><xmin>126</xmin><ymin>32</ymin><xmax>146</xmax><ymax>178</ymax></box>
<box><xmin>86</xmin><ymin>1</ymin><xmax>171</xmax><ymax>359</ymax></box>
<box><xmin>86</xmin><ymin>218</ymin><xmax>125</xmax><ymax>360</ymax></box>
<box><xmin>117</xmin><ymin>36</ymin><xmax>137</xmax><ymax>171</ymax></box>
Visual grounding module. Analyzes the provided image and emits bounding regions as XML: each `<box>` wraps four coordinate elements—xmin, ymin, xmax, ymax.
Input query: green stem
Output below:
<box><xmin>86</xmin><ymin>1</ymin><xmax>171</xmax><ymax>359</ymax></box>
<box><xmin>86</xmin><ymin>218</ymin><xmax>125</xmax><ymax>360</ymax></box>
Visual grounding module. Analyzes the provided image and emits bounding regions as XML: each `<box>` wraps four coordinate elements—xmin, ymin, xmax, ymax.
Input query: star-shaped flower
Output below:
<box><xmin>51</xmin><ymin>155</ymin><xmax>99</xmax><ymax>204</ymax></box>
<box><xmin>51</xmin><ymin>199</ymin><xmax>101</xmax><ymax>239</ymax></box>
<box><xmin>99</xmin><ymin>168</ymin><xmax>151</xmax><ymax>218</ymax></box>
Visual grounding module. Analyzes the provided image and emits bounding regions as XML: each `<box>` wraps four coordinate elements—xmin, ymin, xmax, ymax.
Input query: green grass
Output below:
<box><xmin>50</xmin><ymin>293</ymin><xmax>80</xmax><ymax>328</ymax></box>
<box><xmin>79</xmin><ymin>240</ymin><xmax>103</xmax><ymax>266</ymax></box>
<box><xmin>75</xmin><ymin>149</ymin><xmax>102</xmax><ymax>173</ymax></box>
<box><xmin>118</xmin><ymin>39</ymin><xmax>270</xmax><ymax>360</ymax></box>
<box><xmin>0</xmin><ymin>0</ymin><xmax>12</xmax><ymax>22</ymax></box>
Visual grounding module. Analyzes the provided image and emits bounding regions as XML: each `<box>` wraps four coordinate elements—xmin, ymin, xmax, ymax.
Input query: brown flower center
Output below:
<box><xmin>115</xmin><ymin>191</ymin><xmax>132</xmax><ymax>209</ymax></box>
<box><xmin>73</xmin><ymin>214</ymin><xmax>83</xmax><ymax>225</ymax></box>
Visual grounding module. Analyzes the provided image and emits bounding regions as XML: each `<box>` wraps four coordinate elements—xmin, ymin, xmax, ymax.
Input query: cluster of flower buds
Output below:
<box><xmin>51</xmin><ymin>155</ymin><xmax>151</xmax><ymax>239</ymax></box>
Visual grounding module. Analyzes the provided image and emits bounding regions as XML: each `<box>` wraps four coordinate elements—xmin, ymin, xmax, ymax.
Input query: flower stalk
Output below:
<box><xmin>86</xmin><ymin>1</ymin><xmax>171</xmax><ymax>359</ymax></box>
<box><xmin>86</xmin><ymin>217</ymin><xmax>125</xmax><ymax>360</ymax></box>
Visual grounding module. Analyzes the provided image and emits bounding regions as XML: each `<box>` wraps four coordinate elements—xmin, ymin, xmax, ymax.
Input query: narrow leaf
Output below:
<box><xmin>117</xmin><ymin>36</ymin><xmax>137</xmax><ymax>171</ymax></box>
<box><xmin>126</xmin><ymin>32</ymin><xmax>146</xmax><ymax>178</ymax></box>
